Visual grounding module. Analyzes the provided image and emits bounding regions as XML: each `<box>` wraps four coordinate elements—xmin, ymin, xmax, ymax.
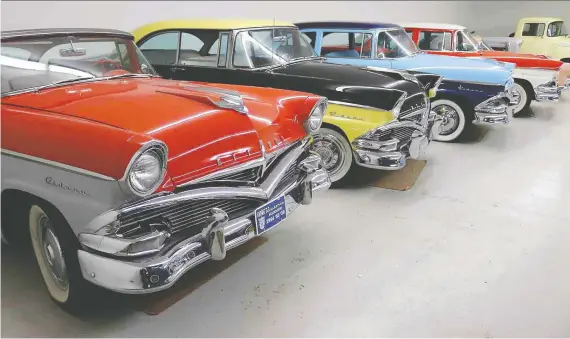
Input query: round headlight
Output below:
<box><xmin>128</xmin><ymin>149</ymin><xmax>165</xmax><ymax>196</ymax></box>
<box><xmin>305</xmin><ymin>98</ymin><xmax>327</xmax><ymax>133</ymax></box>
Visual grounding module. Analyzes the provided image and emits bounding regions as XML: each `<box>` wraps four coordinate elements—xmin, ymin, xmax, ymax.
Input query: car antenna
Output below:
<box><xmin>271</xmin><ymin>17</ymin><xmax>275</xmax><ymax>67</ymax></box>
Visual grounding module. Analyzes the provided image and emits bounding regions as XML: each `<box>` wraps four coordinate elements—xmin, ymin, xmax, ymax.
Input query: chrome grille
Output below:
<box><xmin>371</xmin><ymin>126</ymin><xmax>416</xmax><ymax>144</ymax></box>
<box><xmin>214</xmin><ymin>166</ymin><xmax>262</xmax><ymax>182</ymax></box>
<box><xmin>392</xmin><ymin>127</ymin><xmax>416</xmax><ymax>144</ymax></box>
<box><xmin>117</xmin><ymin>198</ymin><xmax>263</xmax><ymax>237</ymax></box>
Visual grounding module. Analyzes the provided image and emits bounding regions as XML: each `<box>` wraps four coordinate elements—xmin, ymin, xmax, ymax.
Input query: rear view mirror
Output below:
<box><xmin>59</xmin><ymin>48</ymin><xmax>86</xmax><ymax>57</ymax></box>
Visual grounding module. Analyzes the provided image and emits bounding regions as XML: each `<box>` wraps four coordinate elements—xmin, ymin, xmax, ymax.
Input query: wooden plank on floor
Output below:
<box><xmin>366</xmin><ymin>159</ymin><xmax>427</xmax><ymax>191</ymax></box>
<box><xmin>131</xmin><ymin>237</ymin><xmax>268</xmax><ymax>315</ymax></box>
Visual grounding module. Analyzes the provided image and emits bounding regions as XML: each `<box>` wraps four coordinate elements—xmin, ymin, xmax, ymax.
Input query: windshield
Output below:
<box><xmin>377</xmin><ymin>28</ymin><xmax>419</xmax><ymax>58</ymax></box>
<box><xmin>547</xmin><ymin>21</ymin><xmax>568</xmax><ymax>37</ymax></box>
<box><xmin>461</xmin><ymin>30</ymin><xmax>492</xmax><ymax>51</ymax></box>
<box><xmin>1</xmin><ymin>35</ymin><xmax>157</xmax><ymax>95</ymax></box>
<box><xmin>455</xmin><ymin>30</ymin><xmax>484</xmax><ymax>52</ymax></box>
<box><xmin>232</xmin><ymin>27</ymin><xmax>317</xmax><ymax>68</ymax></box>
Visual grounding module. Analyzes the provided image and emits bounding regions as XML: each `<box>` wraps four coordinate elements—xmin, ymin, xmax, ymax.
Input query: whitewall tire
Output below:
<box><xmin>511</xmin><ymin>82</ymin><xmax>531</xmax><ymax>116</ymax></box>
<box><xmin>29</xmin><ymin>205</ymin><xmax>70</xmax><ymax>303</ymax></box>
<box><xmin>28</xmin><ymin>203</ymin><xmax>94</xmax><ymax>313</ymax></box>
<box><xmin>431</xmin><ymin>99</ymin><xmax>468</xmax><ymax>142</ymax></box>
<box><xmin>310</xmin><ymin>127</ymin><xmax>353</xmax><ymax>183</ymax></box>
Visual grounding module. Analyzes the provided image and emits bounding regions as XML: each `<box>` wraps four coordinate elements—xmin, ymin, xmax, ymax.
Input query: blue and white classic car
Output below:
<box><xmin>296</xmin><ymin>21</ymin><xmax>517</xmax><ymax>142</ymax></box>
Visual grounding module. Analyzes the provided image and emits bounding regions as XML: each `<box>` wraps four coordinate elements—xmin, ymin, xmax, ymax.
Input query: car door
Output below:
<box><xmin>415</xmin><ymin>29</ymin><xmax>455</xmax><ymax>57</ymax></box>
<box><xmin>138</xmin><ymin>29</ymin><xmax>267</xmax><ymax>87</ymax></box>
<box><xmin>315</xmin><ymin>30</ymin><xmax>386</xmax><ymax>68</ymax></box>
<box><xmin>517</xmin><ymin>22</ymin><xmax>548</xmax><ymax>54</ymax></box>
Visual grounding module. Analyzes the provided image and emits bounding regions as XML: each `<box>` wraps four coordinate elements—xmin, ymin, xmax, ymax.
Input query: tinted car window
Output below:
<box><xmin>321</xmin><ymin>31</ymin><xmax>367</xmax><ymax>58</ymax></box>
<box><xmin>418</xmin><ymin>31</ymin><xmax>451</xmax><ymax>51</ymax></box>
<box><xmin>522</xmin><ymin>23</ymin><xmax>546</xmax><ymax>37</ymax></box>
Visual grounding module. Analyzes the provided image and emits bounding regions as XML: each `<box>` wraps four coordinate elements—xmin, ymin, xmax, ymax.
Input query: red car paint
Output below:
<box><xmin>1</xmin><ymin>78</ymin><xmax>322</xmax><ymax>189</ymax></box>
<box><xmin>404</xmin><ymin>26</ymin><xmax>563</xmax><ymax>70</ymax></box>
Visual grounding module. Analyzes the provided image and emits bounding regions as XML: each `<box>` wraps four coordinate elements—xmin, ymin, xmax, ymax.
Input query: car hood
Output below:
<box><xmin>269</xmin><ymin>60</ymin><xmax>425</xmax><ymax>111</ymax></box>
<box><xmin>391</xmin><ymin>53</ymin><xmax>514</xmax><ymax>85</ymax></box>
<box><xmin>2</xmin><ymin>78</ymin><xmax>310</xmax><ymax>186</ymax></box>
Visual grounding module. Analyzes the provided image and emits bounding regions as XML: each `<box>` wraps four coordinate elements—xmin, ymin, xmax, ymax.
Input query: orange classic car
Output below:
<box><xmin>1</xmin><ymin>28</ymin><xmax>331</xmax><ymax>313</ymax></box>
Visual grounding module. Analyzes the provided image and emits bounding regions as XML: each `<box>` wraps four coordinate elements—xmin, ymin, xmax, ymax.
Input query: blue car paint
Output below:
<box><xmin>298</xmin><ymin>25</ymin><xmax>515</xmax><ymax>108</ymax></box>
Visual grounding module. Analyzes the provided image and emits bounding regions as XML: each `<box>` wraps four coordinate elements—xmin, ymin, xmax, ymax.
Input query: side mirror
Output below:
<box><xmin>140</xmin><ymin>63</ymin><xmax>151</xmax><ymax>74</ymax></box>
<box><xmin>377</xmin><ymin>52</ymin><xmax>385</xmax><ymax>59</ymax></box>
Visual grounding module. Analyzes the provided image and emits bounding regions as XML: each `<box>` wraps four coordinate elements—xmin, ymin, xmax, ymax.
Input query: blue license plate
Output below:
<box><xmin>254</xmin><ymin>195</ymin><xmax>287</xmax><ymax>235</ymax></box>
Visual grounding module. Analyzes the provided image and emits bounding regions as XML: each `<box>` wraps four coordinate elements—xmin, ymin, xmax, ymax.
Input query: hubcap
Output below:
<box><xmin>511</xmin><ymin>89</ymin><xmax>521</xmax><ymax>106</ymax></box>
<box><xmin>38</xmin><ymin>216</ymin><xmax>69</xmax><ymax>291</ymax></box>
<box><xmin>311</xmin><ymin>134</ymin><xmax>345</xmax><ymax>176</ymax></box>
<box><xmin>433</xmin><ymin>105</ymin><xmax>460</xmax><ymax>136</ymax></box>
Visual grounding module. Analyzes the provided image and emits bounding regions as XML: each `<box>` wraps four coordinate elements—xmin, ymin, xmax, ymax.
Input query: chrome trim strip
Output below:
<box><xmin>328</xmin><ymin>100</ymin><xmax>382</xmax><ymax>110</ymax></box>
<box><xmin>442</xmin><ymin>78</ymin><xmax>508</xmax><ymax>87</ymax></box>
<box><xmin>1</xmin><ymin>28</ymin><xmax>133</xmax><ymax>40</ymax></box>
<box><xmin>181</xmin><ymin>157</ymin><xmax>266</xmax><ymax>186</ymax></box>
<box><xmin>0</xmin><ymin>149</ymin><xmax>115</xmax><ymax>181</ymax></box>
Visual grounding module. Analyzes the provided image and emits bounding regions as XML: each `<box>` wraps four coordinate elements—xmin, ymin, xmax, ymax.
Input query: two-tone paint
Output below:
<box><xmin>296</xmin><ymin>21</ymin><xmax>516</xmax><ymax>142</ymax></box>
<box><xmin>132</xmin><ymin>19</ymin><xmax>444</xmax><ymax>181</ymax></box>
<box><xmin>403</xmin><ymin>22</ymin><xmax>564</xmax><ymax>112</ymax></box>
<box><xmin>1</xmin><ymin>28</ymin><xmax>331</xmax><ymax>305</ymax></box>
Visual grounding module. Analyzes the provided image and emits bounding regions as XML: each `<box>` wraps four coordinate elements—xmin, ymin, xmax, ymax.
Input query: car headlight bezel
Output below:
<box><xmin>124</xmin><ymin>142</ymin><xmax>168</xmax><ymax>197</ymax></box>
<box><xmin>304</xmin><ymin>97</ymin><xmax>328</xmax><ymax>134</ymax></box>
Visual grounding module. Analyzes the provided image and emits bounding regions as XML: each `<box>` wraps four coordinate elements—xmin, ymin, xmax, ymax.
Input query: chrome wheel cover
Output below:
<box><xmin>433</xmin><ymin>104</ymin><xmax>460</xmax><ymax>136</ymax></box>
<box><xmin>311</xmin><ymin>134</ymin><xmax>346</xmax><ymax>178</ymax></box>
<box><xmin>36</xmin><ymin>215</ymin><xmax>69</xmax><ymax>291</ymax></box>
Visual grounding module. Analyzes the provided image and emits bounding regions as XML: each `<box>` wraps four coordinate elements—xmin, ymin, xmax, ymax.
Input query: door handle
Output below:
<box><xmin>171</xmin><ymin>66</ymin><xmax>185</xmax><ymax>72</ymax></box>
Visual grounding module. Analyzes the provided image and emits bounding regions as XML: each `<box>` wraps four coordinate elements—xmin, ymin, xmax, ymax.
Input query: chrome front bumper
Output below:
<box><xmin>474</xmin><ymin>94</ymin><xmax>511</xmax><ymax>125</ymax></box>
<box><xmin>534</xmin><ymin>81</ymin><xmax>563</xmax><ymax>102</ymax></box>
<box><xmin>76</xmin><ymin>139</ymin><xmax>331</xmax><ymax>294</ymax></box>
<box><xmin>351</xmin><ymin>113</ymin><xmax>442</xmax><ymax>171</ymax></box>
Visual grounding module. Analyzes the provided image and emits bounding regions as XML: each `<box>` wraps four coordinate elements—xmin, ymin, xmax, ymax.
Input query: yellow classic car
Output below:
<box><xmin>132</xmin><ymin>19</ymin><xmax>442</xmax><ymax>183</ymax></box>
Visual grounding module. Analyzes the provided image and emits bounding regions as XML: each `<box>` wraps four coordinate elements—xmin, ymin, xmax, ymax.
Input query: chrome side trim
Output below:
<box><xmin>180</xmin><ymin>157</ymin><xmax>266</xmax><ymax>186</ymax></box>
<box><xmin>328</xmin><ymin>100</ymin><xmax>382</xmax><ymax>111</ymax></box>
<box><xmin>442</xmin><ymin>78</ymin><xmax>508</xmax><ymax>87</ymax></box>
<box><xmin>0</xmin><ymin>149</ymin><xmax>115</xmax><ymax>181</ymax></box>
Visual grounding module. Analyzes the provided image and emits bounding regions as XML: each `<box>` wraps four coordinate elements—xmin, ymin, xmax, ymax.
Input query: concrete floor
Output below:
<box><xmin>2</xmin><ymin>96</ymin><xmax>570</xmax><ymax>337</ymax></box>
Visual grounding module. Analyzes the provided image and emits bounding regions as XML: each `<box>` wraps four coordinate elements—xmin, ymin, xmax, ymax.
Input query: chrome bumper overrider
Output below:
<box><xmin>351</xmin><ymin>112</ymin><xmax>442</xmax><ymax>171</ymax></box>
<box><xmin>474</xmin><ymin>93</ymin><xmax>511</xmax><ymax>125</ymax></box>
<box><xmin>76</xmin><ymin>137</ymin><xmax>330</xmax><ymax>293</ymax></box>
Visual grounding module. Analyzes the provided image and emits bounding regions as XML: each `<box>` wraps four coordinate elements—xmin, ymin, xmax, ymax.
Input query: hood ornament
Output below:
<box><xmin>182</xmin><ymin>84</ymin><xmax>249</xmax><ymax>115</ymax></box>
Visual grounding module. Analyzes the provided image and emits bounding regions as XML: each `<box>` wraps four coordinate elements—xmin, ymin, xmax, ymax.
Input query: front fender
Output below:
<box><xmin>437</xmin><ymin>80</ymin><xmax>506</xmax><ymax>107</ymax></box>
<box><xmin>549</xmin><ymin>44</ymin><xmax>570</xmax><ymax>60</ymax></box>
<box><xmin>512</xmin><ymin>67</ymin><xmax>557</xmax><ymax>89</ymax></box>
<box><xmin>324</xmin><ymin>103</ymin><xmax>394</xmax><ymax>142</ymax></box>
<box><xmin>1</xmin><ymin>151</ymin><xmax>127</xmax><ymax>236</ymax></box>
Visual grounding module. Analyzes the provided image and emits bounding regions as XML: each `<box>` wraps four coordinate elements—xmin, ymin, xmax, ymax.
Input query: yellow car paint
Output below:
<box><xmin>132</xmin><ymin>19</ymin><xmax>295</xmax><ymax>42</ymax></box>
<box><xmin>132</xmin><ymin>19</ymin><xmax>407</xmax><ymax>147</ymax></box>
<box><xmin>324</xmin><ymin>104</ymin><xmax>394</xmax><ymax>142</ymax></box>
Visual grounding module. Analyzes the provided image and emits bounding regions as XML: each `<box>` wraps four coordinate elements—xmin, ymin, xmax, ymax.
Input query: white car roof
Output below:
<box><xmin>400</xmin><ymin>22</ymin><xmax>467</xmax><ymax>30</ymax></box>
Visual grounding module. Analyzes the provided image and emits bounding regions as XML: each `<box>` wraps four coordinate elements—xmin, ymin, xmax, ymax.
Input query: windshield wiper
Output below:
<box><xmin>105</xmin><ymin>73</ymin><xmax>159</xmax><ymax>80</ymax></box>
<box><xmin>33</xmin><ymin>77</ymin><xmax>95</xmax><ymax>93</ymax></box>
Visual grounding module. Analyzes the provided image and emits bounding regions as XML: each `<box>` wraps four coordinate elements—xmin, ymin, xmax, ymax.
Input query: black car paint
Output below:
<box><xmin>151</xmin><ymin>59</ymin><xmax>440</xmax><ymax>113</ymax></box>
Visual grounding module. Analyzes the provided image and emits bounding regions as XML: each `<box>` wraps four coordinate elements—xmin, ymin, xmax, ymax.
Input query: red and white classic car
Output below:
<box><xmin>402</xmin><ymin>23</ymin><xmax>566</xmax><ymax>115</ymax></box>
<box><xmin>1</xmin><ymin>28</ymin><xmax>331</xmax><ymax>313</ymax></box>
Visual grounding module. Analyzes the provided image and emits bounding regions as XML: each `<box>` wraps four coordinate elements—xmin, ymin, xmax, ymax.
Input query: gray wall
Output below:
<box><xmin>0</xmin><ymin>1</ymin><xmax>463</xmax><ymax>31</ymax></box>
<box><xmin>1</xmin><ymin>1</ymin><xmax>568</xmax><ymax>37</ymax></box>
<box><xmin>459</xmin><ymin>1</ymin><xmax>570</xmax><ymax>37</ymax></box>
